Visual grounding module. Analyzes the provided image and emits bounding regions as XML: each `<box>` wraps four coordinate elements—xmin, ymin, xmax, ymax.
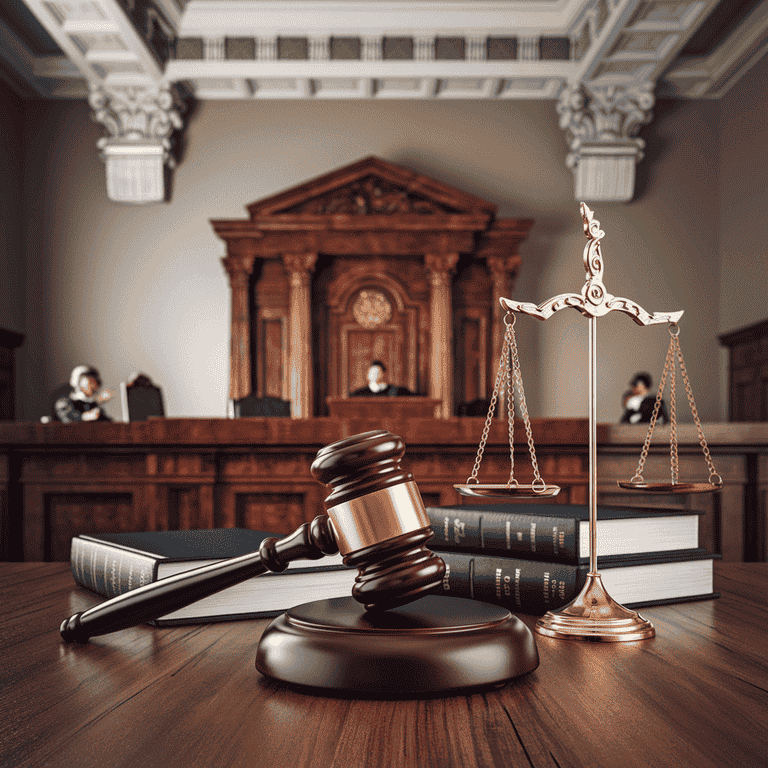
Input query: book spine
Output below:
<box><xmin>70</xmin><ymin>537</ymin><xmax>159</xmax><ymax>598</ymax></box>
<box><xmin>435</xmin><ymin>552</ymin><xmax>586</xmax><ymax>615</ymax></box>
<box><xmin>426</xmin><ymin>507</ymin><xmax>579</xmax><ymax>564</ymax></box>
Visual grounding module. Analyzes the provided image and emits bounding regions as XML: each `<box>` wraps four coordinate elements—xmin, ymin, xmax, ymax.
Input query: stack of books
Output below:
<box><xmin>425</xmin><ymin>503</ymin><xmax>719</xmax><ymax>615</ymax></box>
<box><xmin>69</xmin><ymin>528</ymin><xmax>358</xmax><ymax>625</ymax></box>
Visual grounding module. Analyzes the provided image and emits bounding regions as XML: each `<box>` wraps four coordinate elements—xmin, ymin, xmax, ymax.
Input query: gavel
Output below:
<box><xmin>60</xmin><ymin>430</ymin><xmax>446</xmax><ymax>643</ymax></box>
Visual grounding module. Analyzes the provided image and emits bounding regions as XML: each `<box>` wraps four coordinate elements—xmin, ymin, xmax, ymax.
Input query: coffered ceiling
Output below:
<box><xmin>3</xmin><ymin>1</ymin><xmax>765</xmax><ymax>204</ymax></box>
<box><xmin>2</xmin><ymin>0</ymin><xmax>766</xmax><ymax>102</ymax></box>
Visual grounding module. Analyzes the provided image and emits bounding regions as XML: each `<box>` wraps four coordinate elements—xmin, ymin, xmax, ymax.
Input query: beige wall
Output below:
<box><xmin>16</xmin><ymin>65</ymin><xmax>762</xmax><ymax>422</ymax></box>
<box><xmin>718</xmin><ymin>52</ymin><xmax>768</xmax><ymax>416</ymax></box>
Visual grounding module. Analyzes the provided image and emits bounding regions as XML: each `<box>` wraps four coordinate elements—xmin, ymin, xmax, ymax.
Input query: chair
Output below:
<box><xmin>120</xmin><ymin>374</ymin><xmax>165</xmax><ymax>422</ymax></box>
<box><xmin>233</xmin><ymin>394</ymin><xmax>291</xmax><ymax>417</ymax></box>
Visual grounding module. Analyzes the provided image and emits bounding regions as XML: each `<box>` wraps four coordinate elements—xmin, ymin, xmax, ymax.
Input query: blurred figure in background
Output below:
<box><xmin>621</xmin><ymin>371</ymin><xmax>668</xmax><ymax>424</ymax></box>
<box><xmin>55</xmin><ymin>365</ymin><xmax>113</xmax><ymax>422</ymax></box>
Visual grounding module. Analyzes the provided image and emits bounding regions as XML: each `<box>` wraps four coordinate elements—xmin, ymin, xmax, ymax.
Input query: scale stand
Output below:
<box><xmin>467</xmin><ymin>202</ymin><xmax>721</xmax><ymax>642</ymax></box>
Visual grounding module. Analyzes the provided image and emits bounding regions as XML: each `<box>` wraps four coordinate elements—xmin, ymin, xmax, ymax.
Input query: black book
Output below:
<box><xmin>435</xmin><ymin>549</ymin><xmax>720</xmax><ymax>615</ymax></box>
<box><xmin>426</xmin><ymin>503</ymin><xmax>702</xmax><ymax>564</ymax></box>
<box><xmin>70</xmin><ymin>528</ymin><xmax>356</xmax><ymax>625</ymax></box>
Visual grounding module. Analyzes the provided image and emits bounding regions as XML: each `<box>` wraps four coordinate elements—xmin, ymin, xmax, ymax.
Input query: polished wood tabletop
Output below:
<box><xmin>1</xmin><ymin>562</ymin><xmax>766</xmax><ymax>768</ymax></box>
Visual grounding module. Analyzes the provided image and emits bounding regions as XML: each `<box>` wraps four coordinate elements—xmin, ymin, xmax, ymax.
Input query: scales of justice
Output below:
<box><xmin>455</xmin><ymin>202</ymin><xmax>722</xmax><ymax>642</ymax></box>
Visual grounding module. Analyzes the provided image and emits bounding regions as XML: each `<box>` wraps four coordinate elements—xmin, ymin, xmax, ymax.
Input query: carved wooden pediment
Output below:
<box><xmin>245</xmin><ymin>155</ymin><xmax>496</xmax><ymax>218</ymax></box>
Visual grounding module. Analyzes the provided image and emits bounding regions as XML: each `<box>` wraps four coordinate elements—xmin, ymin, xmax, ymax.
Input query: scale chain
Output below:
<box><xmin>466</xmin><ymin>311</ymin><xmax>546</xmax><ymax>491</ymax></box>
<box><xmin>508</xmin><ymin>314</ymin><xmax>546</xmax><ymax>490</ymax></box>
<box><xmin>631</xmin><ymin>323</ymin><xmax>721</xmax><ymax>487</ymax></box>
<box><xmin>674</xmin><ymin>332</ymin><xmax>722</xmax><ymax>485</ymax></box>
<box><xmin>466</xmin><ymin>321</ymin><xmax>509</xmax><ymax>484</ymax></box>
<box><xmin>631</xmin><ymin>327</ymin><xmax>676</xmax><ymax>484</ymax></box>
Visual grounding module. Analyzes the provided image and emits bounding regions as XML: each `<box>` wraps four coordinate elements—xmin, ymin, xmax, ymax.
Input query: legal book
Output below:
<box><xmin>436</xmin><ymin>549</ymin><xmax>719</xmax><ymax>615</ymax></box>
<box><xmin>426</xmin><ymin>503</ymin><xmax>702</xmax><ymax>564</ymax></box>
<box><xmin>70</xmin><ymin>528</ymin><xmax>357</xmax><ymax>625</ymax></box>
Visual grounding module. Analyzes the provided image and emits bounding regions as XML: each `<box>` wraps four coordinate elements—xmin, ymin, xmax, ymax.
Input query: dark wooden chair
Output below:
<box><xmin>233</xmin><ymin>394</ymin><xmax>291</xmax><ymax>417</ymax></box>
<box><xmin>120</xmin><ymin>374</ymin><xmax>165</xmax><ymax>421</ymax></box>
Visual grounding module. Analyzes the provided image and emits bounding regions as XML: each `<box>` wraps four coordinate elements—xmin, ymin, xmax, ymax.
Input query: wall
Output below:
<box><xmin>19</xmin><ymin>90</ymin><xmax>729</xmax><ymax>422</ymax></box>
<box><xmin>718</xmin><ymin>51</ymin><xmax>768</xmax><ymax>417</ymax></box>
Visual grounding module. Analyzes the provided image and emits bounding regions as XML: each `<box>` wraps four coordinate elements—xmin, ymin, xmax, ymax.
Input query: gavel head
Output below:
<box><xmin>311</xmin><ymin>430</ymin><xmax>445</xmax><ymax>611</ymax></box>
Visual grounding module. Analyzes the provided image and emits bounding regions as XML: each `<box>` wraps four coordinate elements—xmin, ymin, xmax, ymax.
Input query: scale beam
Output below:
<box><xmin>500</xmin><ymin>203</ymin><xmax>683</xmax><ymax>326</ymax></box>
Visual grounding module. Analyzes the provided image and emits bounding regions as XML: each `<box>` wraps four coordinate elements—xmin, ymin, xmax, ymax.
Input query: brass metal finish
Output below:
<box><xmin>327</xmin><ymin>481</ymin><xmax>429</xmax><ymax>555</ymax></box>
<box><xmin>618</xmin><ymin>481</ymin><xmax>723</xmax><ymax>494</ymax></box>
<box><xmin>535</xmin><ymin>572</ymin><xmax>655</xmax><ymax>642</ymax></box>
<box><xmin>454</xmin><ymin>483</ymin><xmax>560</xmax><ymax>499</ymax></box>
<box><xmin>462</xmin><ymin>311</ymin><xmax>561</xmax><ymax>497</ymax></box>
<box><xmin>621</xmin><ymin>322</ymin><xmax>722</xmax><ymax>494</ymax></box>
<box><xmin>500</xmin><ymin>203</ymin><xmax>693</xmax><ymax>643</ymax></box>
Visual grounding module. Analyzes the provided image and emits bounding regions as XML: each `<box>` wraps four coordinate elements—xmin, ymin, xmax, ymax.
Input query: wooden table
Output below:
<box><xmin>1</xmin><ymin>563</ymin><xmax>767</xmax><ymax>768</ymax></box>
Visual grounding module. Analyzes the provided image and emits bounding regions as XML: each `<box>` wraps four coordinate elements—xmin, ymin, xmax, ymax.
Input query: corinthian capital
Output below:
<box><xmin>89</xmin><ymin>83</ymin><xmax>186</xmax><ymax>204</ymax></box>
<box><xmin>424</xmin><ymin>253</ymin><xmax>459</xmax><ymax>287</ymax></box>
<box><xmin>556</xmin><ymin>82</ymin><xmax>655</xmax><ymax>203</ymax></box>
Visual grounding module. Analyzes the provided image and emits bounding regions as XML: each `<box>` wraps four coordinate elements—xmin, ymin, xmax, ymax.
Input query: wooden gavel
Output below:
<box><xmin>60</xmin><ymin>430</ymin><xmax>446</xmax><ymax>643</ymax></box>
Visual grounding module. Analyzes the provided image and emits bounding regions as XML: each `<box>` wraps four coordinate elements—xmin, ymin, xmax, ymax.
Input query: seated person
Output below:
<box><xmin>349</xmin><ymin>360</ymin><xmax>414</xmax><ymax>397</ymax></box>
<box><xmin>621</xmin><ymin>372</ymin><xmax>668</xmax><ymax>424</ymax></box>
<box><xmin>55</xmin><ymin>365</ymin><xmax>113</xmax><ymax>423</ymax></box>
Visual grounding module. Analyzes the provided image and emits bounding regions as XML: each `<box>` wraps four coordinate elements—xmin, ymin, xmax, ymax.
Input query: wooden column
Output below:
<box><xmin>425</xmin><ymin>253</ymin><xmax>458</xmax><ymax>419</ymax></box>
<box><xmin>282</xmin><ymin>253</ymin><xmax>318</xmax><ymax>418</ymax></box>
<box><xmin>222</xmin><ymin>254</ymin><xmax>256</xmax><ymax>401</ymax></box>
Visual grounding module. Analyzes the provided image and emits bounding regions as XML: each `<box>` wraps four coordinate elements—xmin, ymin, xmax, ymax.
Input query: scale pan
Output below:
<box><xmin>617</xmin><ymin>481</ymin><xmax>722</xmax><ymax>494</ymax></box>
<box><xmin>454</xmin><ymin>483</ymin><xmax>561</xmax><ymax>499</ymax></box>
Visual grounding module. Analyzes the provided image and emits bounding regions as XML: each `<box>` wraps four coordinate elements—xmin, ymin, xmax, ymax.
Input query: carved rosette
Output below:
<box><xmin>89</xmin><ymin>83</ymin><xmax>185</xmax><ymax>204</ymax></box>
<box><xmin>556</xmin><ymin>82</ymin><xmax>655</xmax><ymax>203</ymax></box>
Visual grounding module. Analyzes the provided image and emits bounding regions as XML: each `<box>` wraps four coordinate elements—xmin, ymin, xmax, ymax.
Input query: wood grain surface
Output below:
<box><xmin>1</xmin><ymin>562</ymin><xmax>767</xmax><ymax>768</ymax></box>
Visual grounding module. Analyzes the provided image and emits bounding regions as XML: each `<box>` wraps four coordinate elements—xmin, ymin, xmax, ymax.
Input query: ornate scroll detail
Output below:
<box><xmin>290</xmin><ymin>176</ymin><xmax>453</xmax><ymax>215</ymax></box>
<box><xmin>89</xmin><ymin>83</ymin><xmax>185</xmax><ymax>203</ymax></box>
<box><xmin>556</xmin><ymin>82</ymin><xmax>655</xmax><ymax>202</ymax></box>
<box><xmin>501</xmin><ymin>204</ymin><xmax>683</xmax><ymax>326</ymax></box>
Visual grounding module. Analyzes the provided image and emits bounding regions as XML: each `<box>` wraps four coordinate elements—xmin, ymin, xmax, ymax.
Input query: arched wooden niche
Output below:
<box><xmin>211</xmin><ymin>156</ymin><xmax>533</xmax><ymax>418</ymax></box>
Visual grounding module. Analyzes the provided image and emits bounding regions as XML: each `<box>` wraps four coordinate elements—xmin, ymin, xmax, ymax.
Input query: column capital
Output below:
<box><xmin>282</xmin><ymin>253</ymin><xmax>318</xmax><ymax>287</ymax></box>
<box><xmin>221</xmin><ymin>255</ymin><xmax>256</xmax><ymax>289</ymax></box>
<box><xmin>556</xmin><ymin>81</ymin><xmax>655</xmax><ymax>203</ymax></box>
<box><xmin>424</xmin><ymin>252</ymin><xmax>459</xmax><ymax>287</ymax></box>
<box><xmin>486</xmin><ymin>254</ymin><xmax>522</xmax><ymax>283</ymax></box>
<box><xmin>88</xmin><ymin>83</ymin><xmax>186</xmax><ymax>204</ymax></box>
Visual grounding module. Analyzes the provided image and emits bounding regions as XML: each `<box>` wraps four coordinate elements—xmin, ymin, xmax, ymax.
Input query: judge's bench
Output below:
<box><xmin>2</xmin><ymin>158</ymin><xmax>765</xmax><ymax>564</ymax></box>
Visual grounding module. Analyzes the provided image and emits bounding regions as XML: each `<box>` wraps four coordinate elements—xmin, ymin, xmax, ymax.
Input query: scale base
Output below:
<box><xmin>255</xmin><ymin>595</ymin><xmax>539</xmax><ymax>695</ymax></box>
<box><xmin>535</xmin><ymin>572</ymin><xmax>655</xmax><ymax>642</ymax></box>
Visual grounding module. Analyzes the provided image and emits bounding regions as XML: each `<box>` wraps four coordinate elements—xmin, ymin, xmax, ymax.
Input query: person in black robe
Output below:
<box><xmin>349</xmin><ymin>360</ymin><xmax>413</xmax><ymax>397</ymax></box>
<box><xmin>621</xmin><ymin>372</ymin><xmax>668</xmax><ymax>424</ymax></box>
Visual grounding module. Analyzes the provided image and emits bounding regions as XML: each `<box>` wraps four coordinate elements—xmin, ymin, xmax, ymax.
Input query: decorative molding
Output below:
<box><xmin>89</xmin><ymin>83</ymin><xmax>185</xmax><ymax>204</ymax></box>
<box><xmin>556</xmin><ymin>81</ymin><xmax>654</xmax><ymax>202</ymax></box>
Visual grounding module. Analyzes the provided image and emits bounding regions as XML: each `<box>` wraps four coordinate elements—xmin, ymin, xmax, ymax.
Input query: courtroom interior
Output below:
<box><xmin>1</xmin><ymin>0</ymin><xmax>767</xmax><ymax>566</ymax></box>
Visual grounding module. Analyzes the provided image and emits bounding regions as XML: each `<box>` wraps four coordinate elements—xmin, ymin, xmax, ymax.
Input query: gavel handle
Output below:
<box><xmin>60</xmin><ymin>516</ymin><xmax>339</xmax><ymax>643</ymax></box>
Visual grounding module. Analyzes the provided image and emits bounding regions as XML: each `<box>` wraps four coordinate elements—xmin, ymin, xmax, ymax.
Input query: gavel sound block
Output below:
<box><xmin>254</xmin><ymin>430</ymin><xmax>539</xmax><ymax>694</ymax></box>
<box><xmin>59</xmin><ymin>430</ymin><xmax>538</xmax><ymax>694</ymax></box>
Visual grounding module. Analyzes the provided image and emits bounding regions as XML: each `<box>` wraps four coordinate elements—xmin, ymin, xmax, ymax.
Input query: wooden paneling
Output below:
<box><xmin>720</xmin><ymin>318</ymin><xmax>768</xmax><ymax>421</ymax></box>
<box><xmin>0</xmin><ymin>417</ymin><xmax>588</xmax><ymax>561</ymax></box>
<box><xmin>4</xmin><ymin>419</ymin><xmax>765</xmax><ymax>563</ymax></box>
